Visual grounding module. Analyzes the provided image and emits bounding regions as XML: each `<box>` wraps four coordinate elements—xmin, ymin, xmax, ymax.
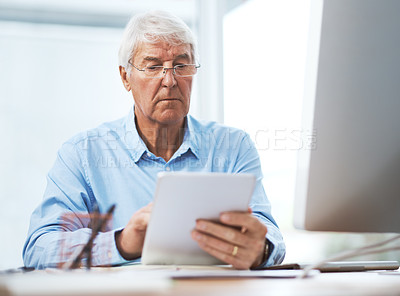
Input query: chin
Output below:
<box><xmin>157</xmin><ymin>110</ymin><xmax>187</xmax><ymax>126</ymax></box>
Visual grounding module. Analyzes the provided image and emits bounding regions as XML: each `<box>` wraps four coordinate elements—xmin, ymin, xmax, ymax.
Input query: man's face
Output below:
<box><xmin>121</xmin><ymin>41</ymin><xmax>194</xmax><ymax>127</ymax></box>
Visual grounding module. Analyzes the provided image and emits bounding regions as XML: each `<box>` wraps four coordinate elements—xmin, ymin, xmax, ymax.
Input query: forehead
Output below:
<box><xmin>133</xmin><ymin>42</ymin><xmax>192</xmax><ymax>63</ymax></box>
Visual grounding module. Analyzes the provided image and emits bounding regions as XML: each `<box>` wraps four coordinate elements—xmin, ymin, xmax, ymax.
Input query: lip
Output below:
<box><xmin>159</xmin><ymin>98</ymin><xmax>180</xmax><ymax>102</ymax></box>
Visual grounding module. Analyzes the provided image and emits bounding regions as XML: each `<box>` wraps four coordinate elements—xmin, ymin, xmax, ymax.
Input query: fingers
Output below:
<box><xmin>192</xmin><ymin>230</ymin><xmax>239</xmax><ymax>255</ymax></box>
<box><xmin>191</xmin><ymin>230</ymin><xmax>251</xmax><ymax>270</ymax></box>
<box><xmin>130</xmin><ymin>202</ymin><xmax>153</xmax><ymax>231</ymax></box>
<box><xmin>144</xmin><ymin>202</ymin><xmax>154</xmax><ymax>211</ymax></box>
<box><xmin>115</xmin><ymin>202</ymin><xmax>153</xmax><ymax>260</ymax></box>
<box><xmin>192</xmin><ymin>212</ymin><xmax>268</xmax><ymax>269</ymax></box>
<box><xmin>194</xmin><ymin>220</ymin><xmax>249</xmax><ymax>247</ymax></box>
<box><xmin>220</xmin><ymin>212</ymin><xmax>267</xmax><ymax>237</ymax></box>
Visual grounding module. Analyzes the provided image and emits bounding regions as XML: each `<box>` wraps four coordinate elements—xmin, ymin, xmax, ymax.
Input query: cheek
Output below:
<box><xmin>179</xmin><ymin>80</ymin><xmax>193</xmax><ymax>100</ymax></box>
<box><xmin>132</xmin><ymin>79</ymin><xmax>160</xmax><ymax>103</ymax></box>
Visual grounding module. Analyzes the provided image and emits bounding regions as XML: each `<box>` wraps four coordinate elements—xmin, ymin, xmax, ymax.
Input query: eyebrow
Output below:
<box><xmin>142</xmin><ymin>56</ymin><xmax>161</xmax><ymax>62</ymax></box>
<box><xmin>141</xmin><ymin>53</ymin><xmax>192</xmax><ymax>63</ymax></box>
<box><xmin>175</xmin><ymin>53</ymin><xmax>191</xmax><ymax>61</ymax></box>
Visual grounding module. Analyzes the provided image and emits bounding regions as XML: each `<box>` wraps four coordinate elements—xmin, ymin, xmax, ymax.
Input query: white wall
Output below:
<box><xmin>0</xmin><ymin>21</ymin><xmax>136</xmax><ymax>269</ymax></box>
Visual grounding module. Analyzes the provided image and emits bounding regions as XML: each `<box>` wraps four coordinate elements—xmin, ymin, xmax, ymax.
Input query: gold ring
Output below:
<box><xmin>232</xmin><ymin>245</ymin><xmax>238</xmax><ymax>256</ymax></box>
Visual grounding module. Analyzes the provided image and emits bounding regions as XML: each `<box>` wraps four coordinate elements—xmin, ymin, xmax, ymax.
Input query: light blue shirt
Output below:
<box><xmin>23</xmin><ymin>107</ymin><xmax>285</xmax><ymax>269</ymax></box>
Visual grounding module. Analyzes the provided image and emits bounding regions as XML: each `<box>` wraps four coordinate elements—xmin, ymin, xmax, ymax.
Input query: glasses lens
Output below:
<box><xmin>142</xmin><ymin>65</ymin><xmax>198</xmax><ymax>78</ymax></box>
<box><xmin>175</xmin><ymin>65</ymin><xmax>197</xmax><ymax>76</ymax></box>
<box><xmin>144</xmin><ymin>66</ymin><xmax>164</xmax><ymax>77</ymax></box>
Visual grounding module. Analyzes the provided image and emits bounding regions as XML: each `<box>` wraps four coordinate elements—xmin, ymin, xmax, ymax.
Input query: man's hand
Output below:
<box><xmin>191</xmin><ymin>208</ymin><xmax>268</xmax><ymax>270</ymax></box>
<box><xmin>115</xmin><ymin>202</ymin><xmax>153</xmax><ymax>260</ymax></box>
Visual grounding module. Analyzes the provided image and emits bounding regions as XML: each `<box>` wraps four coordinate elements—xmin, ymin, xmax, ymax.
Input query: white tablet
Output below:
<box><xmin>141</xmin><ymin>172</ymin><xmax>256</xmax><ymax>265</ymax></box>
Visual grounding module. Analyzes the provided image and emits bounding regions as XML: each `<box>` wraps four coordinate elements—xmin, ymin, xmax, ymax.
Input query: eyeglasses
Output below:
<box><xmin>63</xmin><ymin>203</ymin><xmax>116</xmax><ymax>270</ymax></box>
<box><xmin>129</xmin><ymin>62</ymin><xmax>200</xmax><ymax>78</ymax></box>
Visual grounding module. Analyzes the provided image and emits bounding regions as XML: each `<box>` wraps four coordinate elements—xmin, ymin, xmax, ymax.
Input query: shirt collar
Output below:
<box><xmin>123</xmin><ymin>106</ymin><xmax>200</xmax><ymax>163</ymax></box>
<box><xmin>177</xmin><ymin>114</ymin><xmax>200</xmax><ymax>160</ymax></box>
<box><xmin>124</xmin><ymin>106</ymin><xmax>148</xmax><ymax>163</ymax></box>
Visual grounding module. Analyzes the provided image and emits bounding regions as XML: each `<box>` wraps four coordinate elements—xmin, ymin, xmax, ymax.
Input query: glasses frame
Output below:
<box><xmin>64</xmin><ymin>203</ymin><xmax>116</xmax><ymax>270</ymax></box>
<box><xmin>128</xmin><ymin>62</ymin><xmax>200</xmax><ymax>78</ymax></box>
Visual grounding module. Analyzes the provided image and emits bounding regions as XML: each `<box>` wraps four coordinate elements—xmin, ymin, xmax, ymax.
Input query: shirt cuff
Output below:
<box><xmin>264</xmin><ymin>228</ymin><xmax>286</xmax><ymax>267</ymax></box>
<box><xmin>251</xmin><ymin>214</ymin><xmax>286</xmax><ymax>268</ymax></box>
<box><xmin>91</xmin><ymin>229</ymin><xmax>131</xmax><ymax>266</ymax></box>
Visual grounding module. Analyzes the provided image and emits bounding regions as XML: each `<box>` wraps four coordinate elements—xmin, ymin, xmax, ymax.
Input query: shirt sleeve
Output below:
<box><xmin>22</xmin><ymin>141</ymin><xmax>128</xmax><ymax>269</ymax></box>
<box><xmin>232</xmin><ymin>133</ymin><xmax>286</xmax><ymax>267</ymax></box>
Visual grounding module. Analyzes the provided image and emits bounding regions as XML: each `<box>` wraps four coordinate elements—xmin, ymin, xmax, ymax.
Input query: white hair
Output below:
<box><xmin>118</xmin><ymin>10</ymin><xmax>198</xmax><ymax>71</ymax></box>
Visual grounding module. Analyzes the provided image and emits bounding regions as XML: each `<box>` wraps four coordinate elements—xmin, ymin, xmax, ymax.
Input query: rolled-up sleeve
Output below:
<box><xmin>23</xmin><ymin>141</ymin><xmax>128</xmax><ymax>269</ymax></box>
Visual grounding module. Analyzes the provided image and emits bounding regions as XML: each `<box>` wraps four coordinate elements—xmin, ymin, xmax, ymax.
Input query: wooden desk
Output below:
<box><xmin>169</xmin><ymin>272</ymin><xmax>400</xmax><ymax>296</ymax></box>
<box><xmin>1</xmin><ymin>268</ymin><xmax>400</xmax><ymax>296</ymax></box>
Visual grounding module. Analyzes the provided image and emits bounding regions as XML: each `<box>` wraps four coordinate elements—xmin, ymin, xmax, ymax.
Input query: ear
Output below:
<box><xmin>119</xmin><ymin>66</ymin><xmax>131</xmax><ymax>91</ymax></box>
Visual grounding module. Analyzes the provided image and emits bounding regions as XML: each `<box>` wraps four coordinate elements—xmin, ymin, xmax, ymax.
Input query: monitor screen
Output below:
<box><xmin>294</xmin><ymin>0</ymin><xmax>400</xmax><ymax>233</ymax></box>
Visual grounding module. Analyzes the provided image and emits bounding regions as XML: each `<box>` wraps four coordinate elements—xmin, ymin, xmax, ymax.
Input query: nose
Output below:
<box><xmin>161</xmin><ymin>67</ymin><xmax>177</xmax><ymax>88</ymax></box>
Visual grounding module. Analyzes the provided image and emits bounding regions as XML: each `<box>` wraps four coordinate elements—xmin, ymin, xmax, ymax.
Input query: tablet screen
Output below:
<box><xmin>141</xmin><ymin>172</ymin><xmax>256</xmax><ymax>265</ymax></box>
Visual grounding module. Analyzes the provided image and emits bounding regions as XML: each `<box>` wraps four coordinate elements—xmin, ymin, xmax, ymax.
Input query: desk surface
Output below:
<box><xmin>1</xmin><ymin>266</ymin><xmax>400</xmax><ymax>296</ymax></box>
<box><xmin>172</xmin><ymin>272</ymin><xmax>400</xmax><ymax>296</ymax></box>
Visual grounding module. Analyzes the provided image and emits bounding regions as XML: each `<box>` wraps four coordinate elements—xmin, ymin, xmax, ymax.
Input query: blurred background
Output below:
<box><xmin>0</xmin><ymin>0</ymin><xmax>397</xmax><ymax>269</ymax></box>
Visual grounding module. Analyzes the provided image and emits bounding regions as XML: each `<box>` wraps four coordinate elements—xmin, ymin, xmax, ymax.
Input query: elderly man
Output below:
<box><xmin>23</xmin><ymin>11</ymin><xmax>285</xmax><ymax>270</ymax></box>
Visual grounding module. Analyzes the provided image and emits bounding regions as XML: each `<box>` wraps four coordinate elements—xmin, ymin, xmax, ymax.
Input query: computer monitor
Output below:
<box><xmin>294</xmin><ymin>0</ymin><xmax>400</xmax><ymax>233</ymax></box>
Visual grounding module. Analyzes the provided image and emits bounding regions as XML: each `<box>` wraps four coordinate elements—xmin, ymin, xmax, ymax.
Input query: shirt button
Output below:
<box><xmin>165</xmin><ymin>167</ymin><xmax>171</xmax><ymax>171</ymax></box>
<box><xmin>146</xmin><ymin>152</ymin><xmax>151</xmax><ymax>158</ymax></box>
